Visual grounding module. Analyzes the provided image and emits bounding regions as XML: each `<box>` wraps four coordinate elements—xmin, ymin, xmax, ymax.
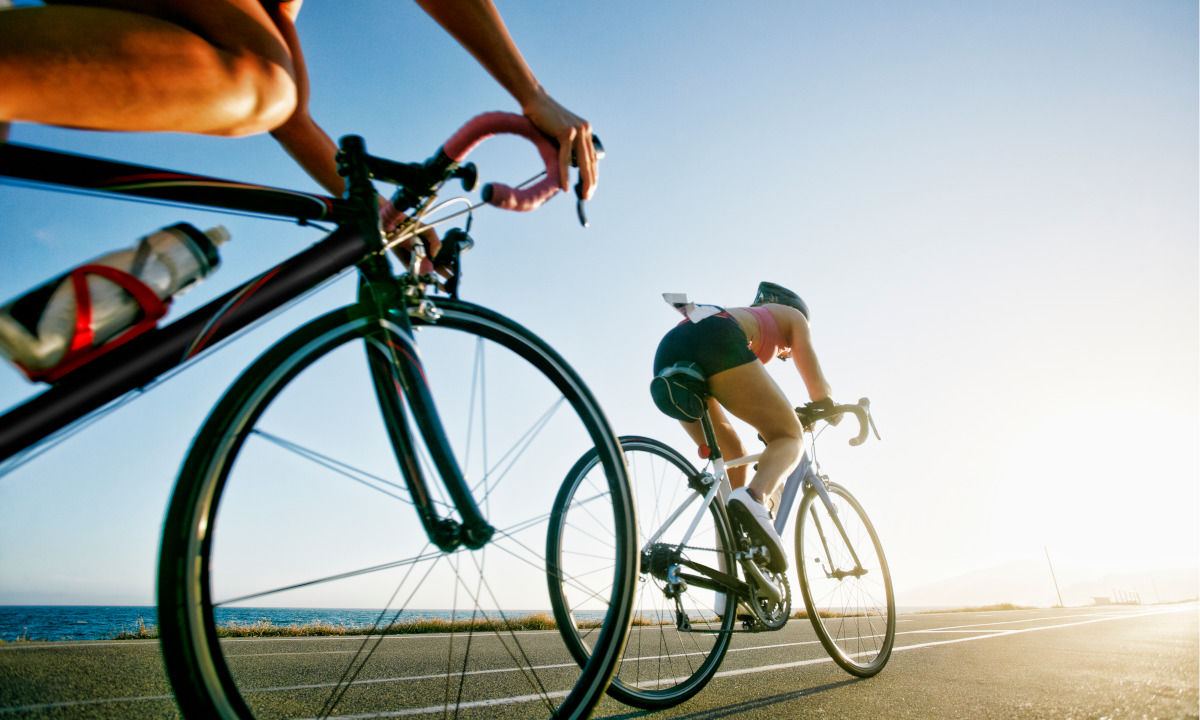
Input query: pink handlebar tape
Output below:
<box><xmin>442</xmin><ymin>112</ymin><xmax>561</xmax><ymax>212</ymax></box>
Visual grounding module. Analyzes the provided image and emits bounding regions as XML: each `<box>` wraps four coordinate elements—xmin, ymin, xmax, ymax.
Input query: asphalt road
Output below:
<box><xmin>0</xmin><ymin>603</ymin><xmax>1195</xmax><ymax>719</ymax></box>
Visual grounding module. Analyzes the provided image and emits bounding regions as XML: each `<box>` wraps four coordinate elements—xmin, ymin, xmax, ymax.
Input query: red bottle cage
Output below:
<box><xmin>28</xmin><ymin>264</ymin><xmax>168</xmax><ymax>383</ymax></box>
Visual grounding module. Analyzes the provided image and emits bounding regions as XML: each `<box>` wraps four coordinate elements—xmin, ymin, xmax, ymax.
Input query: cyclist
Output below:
<box><xmin>651</xmin><ymin>282</ymin><xmax>833</xmax><ymax>573</ymax></box>
<box><xmin>0</xmin><ymin>0</ymin><xmax>598</xmax><ymax>200</ymax></box>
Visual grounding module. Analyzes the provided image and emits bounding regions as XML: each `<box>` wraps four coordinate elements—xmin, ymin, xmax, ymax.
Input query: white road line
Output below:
<box><xmin>0</xmin><ymin>639</ymin><xmax>158</xmax><ymax>651</ymax></box>
<box><xmin>909</xmin><ymin>609</ymin><xmax>1141</xmax><ymax>633</ymax></box>
<box><xmin>889</xmin><ymin>606</ymin><xmax>1190</xmax><ymax>653</ymax></box>
<box><xmin>611</xmin><ymin>607</ymin><xmax>1194</xmax><ymax>691</ymax></box>
<box><xmin>0</xmin><ymin>694</ymin><xmax>175</xmax><ymax>714</ymax></box>
<box><xmin>295</xmin><ymin>690</ymin><xmax>569</xmax><ymax>720</ymax></box>
<box><xmin>709</xmin><ymin>606</ymin><xmax>1192</xmax><ymax>683</ymax></box>
<box><xmin>1</xmin><ymin>606</ymin><xmax>1189</xmax><ymax>716</ymax></box>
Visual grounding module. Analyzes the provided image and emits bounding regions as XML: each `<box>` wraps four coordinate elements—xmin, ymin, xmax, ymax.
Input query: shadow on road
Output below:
<box><xmin>593</xmin><ymin>678</ymin><xmax>865</xmax><ymax>719</ymax></box>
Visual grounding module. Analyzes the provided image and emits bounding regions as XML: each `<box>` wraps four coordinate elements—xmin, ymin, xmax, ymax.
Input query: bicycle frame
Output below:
<box><xmin>0</xmin><ymin>137</ymin><xmax>490</xmax><ymax>551</ymax></box>
<box><xmin>642</xmin><ymin>407</ymin><xmax>866</xmax><ymax>604</ymax></box>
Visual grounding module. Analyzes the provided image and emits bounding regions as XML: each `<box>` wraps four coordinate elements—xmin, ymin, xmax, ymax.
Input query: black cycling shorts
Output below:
<box><xmin>653</xmin><ymin>313</ymin><xmax>756</xmax><ymax>378</ymax></box>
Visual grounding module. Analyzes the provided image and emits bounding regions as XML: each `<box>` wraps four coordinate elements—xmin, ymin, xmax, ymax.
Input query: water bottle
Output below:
<box><xmin>0</xmin><ymin>223</ymin><xmax>230</xmax><ymax>378</ymax></box>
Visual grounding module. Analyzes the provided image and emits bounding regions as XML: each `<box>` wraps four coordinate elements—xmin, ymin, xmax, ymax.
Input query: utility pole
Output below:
<box><xmin>1045</xmin><ymin>546</ymin><xmax>1064</xmax><ymax>607</ymax></box>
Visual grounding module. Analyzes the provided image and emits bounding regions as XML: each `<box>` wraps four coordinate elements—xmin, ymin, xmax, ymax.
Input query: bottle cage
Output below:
<box><xmin>26</xmin><ymin>264</ymin><xmax>168</xmax><ymax>383</ymax></box>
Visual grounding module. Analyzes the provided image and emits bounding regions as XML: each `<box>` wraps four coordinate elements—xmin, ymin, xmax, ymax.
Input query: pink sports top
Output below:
<box><xmin>746</xmin><ymin>306</ymin><xmax>785</xmax><ymax>363</ymax></box>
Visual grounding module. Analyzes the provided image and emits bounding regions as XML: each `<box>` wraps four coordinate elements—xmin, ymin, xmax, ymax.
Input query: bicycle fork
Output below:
<box><xmin>779</xmin><ymin>437</ymin><xmax>868</xmax><ymax>581</ymax></box>
<box><xmin>803</xmin><ymin>474</ymin><xmax>867</xmax><ymax>580</ymax></box>
<box><xmin>358</xmin><ymin>270</ymin><xmax>494</xmax><ymax>553</ymax></box>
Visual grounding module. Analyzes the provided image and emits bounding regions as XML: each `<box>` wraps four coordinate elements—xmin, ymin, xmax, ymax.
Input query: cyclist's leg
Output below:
<box><xmin>707</xmin><ymin>359</ymin><xmax>802</xmax><ymax>501</ymax></box>
<box><xmin>676</xmin><ymin>397</ymin><xmax>748</xmax><ymax>487</ymax></box>
<box><xmin>0</xmin><ymin>0</ymin><xmax>297</xmax><ymax>136</ymax></box>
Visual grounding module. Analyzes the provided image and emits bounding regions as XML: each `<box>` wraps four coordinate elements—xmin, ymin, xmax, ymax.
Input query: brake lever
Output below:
<box><xmin>575</xmin><ymin>182</ymin><xmax>589</xmax><ymax>227</ymax></box>
<box><xmin>571</xmin><ymin>135</ymin><xmax>604</xmax><ymax>228</ymax></box>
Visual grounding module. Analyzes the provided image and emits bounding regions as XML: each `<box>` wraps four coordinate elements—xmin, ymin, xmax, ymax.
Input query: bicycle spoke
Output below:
<box><xmin>249</xmin><ymin>428</ymin><xmax>417</xmax><ymax>507</ymax></box>
<box><xmin>548</xmin><ymin>437</ymin><xmax>731</xmax><ymax>710</ymax></box>
<box><xmin>212</xmin><ymin>547</ymin><xmax>447</xmax><ymax>608</ymax></box>
<box><xmin>472</xmin><ymin>398</ymin><xmax>564</xmax><ymax>503</ymax></box>
<box><xmin>161</xmin><ymin>300</ymin><xmax>634</xmax><ymax>719</ymax></box>
<box><xmin>318</xmin><ymin>549</ymin><xmax>444</xmax><ymax>718</ymax></box>
<box><xmin>797</xmin><ymin>482</ymin><xmax>894</xmax><ymax>677</ymax></box>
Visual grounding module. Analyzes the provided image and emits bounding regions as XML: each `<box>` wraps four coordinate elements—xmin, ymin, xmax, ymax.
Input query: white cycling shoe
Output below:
<box><xmin>727</xmin><ymin>486</ymin><xmax>788</xmax><ymax>573</ymax></box>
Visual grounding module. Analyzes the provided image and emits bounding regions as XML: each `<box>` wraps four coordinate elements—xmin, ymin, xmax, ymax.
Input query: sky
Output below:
<box><xmin>0</xmin><ymin>0</ymin><xmax>1196</xmax><ymax>609</ymax></box>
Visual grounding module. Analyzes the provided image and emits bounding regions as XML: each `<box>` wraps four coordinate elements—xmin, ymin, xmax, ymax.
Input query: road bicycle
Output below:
<box><xmin>0</xmin><ymin>113</ymin><xmax>637</xmax><ymax>719</ymax></box>
<box><xmin>547</xmin><ymin>388</ymin><xmax>892</xmax><ymax>709</ymax></box>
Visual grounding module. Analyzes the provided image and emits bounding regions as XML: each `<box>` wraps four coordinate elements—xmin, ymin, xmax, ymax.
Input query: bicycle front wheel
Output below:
<box><xmin>158</xmin><ymin>297</ymin><xmax>636</xmax><ymax>719</ymax></box>
<box><xmin>550</xmin><ymin>436</ymin><xmax>734</xmax><ymax>710</ymax></box>
<box><xmin>794</xmin><ymin>480</ymin><xmax>894</xmax><ymax>677</ymax></box>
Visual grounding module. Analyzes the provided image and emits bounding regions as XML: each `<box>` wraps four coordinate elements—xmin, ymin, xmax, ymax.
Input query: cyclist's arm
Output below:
<box><xmin>265</xmin><ymin>4</ymin><xmax>344</xmax><ymax>196</ymax></box>
<box><xmin>415</xmin><ymin>0</ymin><xmax>597</xmax><ymax>199</ymax></box>
<box><xmin>773</xmin><ymin>306</ymin><xmax>833</xmax><ymax>403</ymax></box>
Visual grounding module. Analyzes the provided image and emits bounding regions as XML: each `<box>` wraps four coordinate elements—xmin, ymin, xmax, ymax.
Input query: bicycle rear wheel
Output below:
<box><xmin>549</xmin><ymin>436</ymin><xmax>734</xmax><ymax>710</ymax></box>
<box><xmin>158</xmin><ymin>297</ymin><xmax>636</xmax><ymax>719</ymax></box>
<box><xmin>794</xmin><ymin>480</ymin><xmax>894</xmax><ymax>677</ymax></box>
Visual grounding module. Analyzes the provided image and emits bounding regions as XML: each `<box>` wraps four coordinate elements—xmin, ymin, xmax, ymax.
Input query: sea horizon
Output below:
<box><xmin>0</xmin><ymin>604</ymin><xmax>582</xmax><ymax>643</ymax></box>
<box><xmin>0</xmin><ymin>602</ymin><xmax>1040</xmax><ymax>643</ymax></box>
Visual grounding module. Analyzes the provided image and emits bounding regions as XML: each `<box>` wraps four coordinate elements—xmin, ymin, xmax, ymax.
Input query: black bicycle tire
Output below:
<box><xmin>158</xmin><ymin>297</ymin><xmax>637</xmax><ymax>719</ymax></box>
<box><xmin>794</xmin><ymin>480</ymin><xmax>895</xmax><ymax>677</ymax></box>
<box><xmin>549</xmin><ymin>435</ymin><xmax>735</xmax><ymax>710</ymax></box>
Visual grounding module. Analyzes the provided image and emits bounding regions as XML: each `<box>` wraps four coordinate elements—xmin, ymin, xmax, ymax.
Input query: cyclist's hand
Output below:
<box><xmin>381</xmin><ymin>201</ymin><xmax>445</xmax><ymax>276</ymax></box>
<box><xmin>521</xmin><ymin>91</ymin><xmax>597</xmax><ymax>199</ymax></box>
<box><xmin>808</xmin><ymin>397</ymin><xmax>842</xmax><ymax>426</ymax></box>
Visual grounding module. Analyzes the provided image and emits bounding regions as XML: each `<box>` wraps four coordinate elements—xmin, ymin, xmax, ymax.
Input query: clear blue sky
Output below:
<box><xmin>0</xmin><ymin>0</ymin><xmax>1196</xmax><ymax>607</ymax></box>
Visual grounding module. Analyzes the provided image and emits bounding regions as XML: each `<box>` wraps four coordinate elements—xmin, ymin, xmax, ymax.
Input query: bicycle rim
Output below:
<box><xmin>794</xmin><ymin>481</ymin><xmax>894</xmax><ymax>677</ymax></box>
<box><xmin>158</xmin><ymin>298</ymin><xmax>636</xmax><ymax>719</ymax></box>
<box><xmin>550</xmin><ymin>436</ymin><xmax>733</xmax><ymax>710</ymax></box>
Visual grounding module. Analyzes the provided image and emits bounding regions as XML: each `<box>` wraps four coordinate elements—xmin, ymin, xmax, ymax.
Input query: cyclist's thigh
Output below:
<box><xmin>43</xmin><ymin>0</ymin><xmax>293</xmax><ymax>69</ymax></box>
<box><xmin>708</xmin><ymin>360</ymin><xmax>800</xmax><ymax>442</ymax></box>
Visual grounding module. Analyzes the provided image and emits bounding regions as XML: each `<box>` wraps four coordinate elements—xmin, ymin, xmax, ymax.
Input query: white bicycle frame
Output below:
<box><xmin>641</xmin><ymin>429</ymin><xmax>829</xmax><ymax>554</ymax></box>
<box><xmin>639</xmin><ymin>424</ymin><xmax>865</xmax><ymax>613</ymax></box>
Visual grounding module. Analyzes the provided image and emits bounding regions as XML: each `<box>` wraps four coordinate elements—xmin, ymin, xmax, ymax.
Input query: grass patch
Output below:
<box><xmin>915</xmin><ymin>603</ymin><xmax>1033</xmax><ymax>614</ymax></box>
<box><xmin>113</xmin><ymin>617</ymin><xmax>158</xmax><ymax>640</ymax></box>
<box><xmin>112</xmin><ymin>612</ymin><xmax>617</xmax><ymax>640</ymax></box>
<box><xmin>788</xmin><ymin>610</ymin><xmax>875</xmax><ymax>620</ymax></box>
<box><xmin>218</xmin><ymin>613</ymin><xmax>564</xmax><ymax>638</ymax></box>
<box><xmin>630</xmin><ymin>615</ymin><xmax>674</xmax><ymax>627</ymax></box>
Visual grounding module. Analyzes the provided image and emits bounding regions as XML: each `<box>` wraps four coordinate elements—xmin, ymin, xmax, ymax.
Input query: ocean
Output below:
<box><xmin>0</xmin><ymin>605</ymin><xmax>566</xmax><ymax>643</ymax></box>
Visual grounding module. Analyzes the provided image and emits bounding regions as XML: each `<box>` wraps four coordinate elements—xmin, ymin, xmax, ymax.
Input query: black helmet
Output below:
<box><xmin>752</xmin><ymin>281</ymin><xmax>809</xmax><ymax>319</ymax></box>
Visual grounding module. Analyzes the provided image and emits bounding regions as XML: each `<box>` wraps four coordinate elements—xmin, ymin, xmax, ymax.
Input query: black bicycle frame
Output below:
<box><xmin>0</xmin><ymin>138</ymin><xmax>492</xmax><ymax>550</ymax></box>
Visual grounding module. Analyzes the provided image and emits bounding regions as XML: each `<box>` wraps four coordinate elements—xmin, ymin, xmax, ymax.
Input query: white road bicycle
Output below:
<box><xmin>547</xmin><ymin>393</ymin><xmax>893</xmax><ymax>709</ymax></box>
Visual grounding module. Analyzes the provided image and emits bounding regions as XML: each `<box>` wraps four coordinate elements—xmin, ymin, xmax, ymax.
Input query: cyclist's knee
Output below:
<box><xmin>761</xmin><ymin>404</ymin><xmax>802</xmax><ymax>441</ymax></box>
<box><xmin>767</xmin><ymin>432</ymin><xmax>801</xmax><ymax>459</ymax></box>
<box><xmin>205</xmin><ymin>51</ymin><xmax>297</xmax><ymax>136</ymax></box>
<box><xmin>141</xmin><ymin>0</ymin><xmax>300</xmax><ymax>136</ymax></box>
<box><xmin>760</xmin><ymin>417</ymin><xmax>802</xmax><ymax>457</ymax></box>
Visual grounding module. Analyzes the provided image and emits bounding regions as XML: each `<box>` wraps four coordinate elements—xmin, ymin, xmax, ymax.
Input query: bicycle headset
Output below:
<box><xmin>752</xmin><ymin>281</ymin><xmax>809</xmax><ymax>320</ymax></box>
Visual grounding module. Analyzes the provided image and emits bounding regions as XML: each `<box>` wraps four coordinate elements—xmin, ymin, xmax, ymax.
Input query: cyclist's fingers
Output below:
<box><xmin>555</xmin><ymin>126</ymin><xmax>576</xmax><ymax>194</ymax></box>
<box><xmin>574</xmin><ymin>125</ymin><xmax>598</xmax><ymax>200</ymax></box>
<box><xmin>417</xmin><ymin>224</ymin><xmax>440</xmax><ymax>256</ymax></box>
<box><xmin>521</xmin><ymin>92</ymin><xmax>596</xmax><ymax>197</ymax></box>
